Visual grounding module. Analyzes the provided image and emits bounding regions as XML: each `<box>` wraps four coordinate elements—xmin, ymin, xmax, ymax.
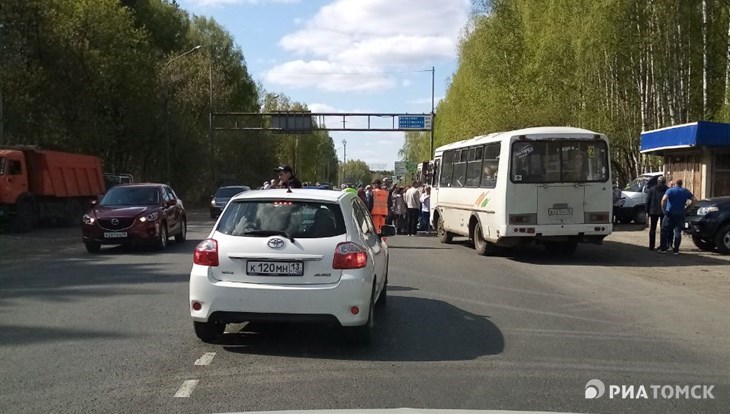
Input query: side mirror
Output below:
<box><xmin>642</xmin><ymin>185</ymin><xmax>649</xmax><ymax>193</ymax></box>
<box><xmin>166</xmin><ymin>199</ymin><xmax>178</xmax><ymax>207</ymax></box>
<box><xmin>379</xmin><ymin>225</ymin><xmax>396</xmax><ymax>237</ymax></box>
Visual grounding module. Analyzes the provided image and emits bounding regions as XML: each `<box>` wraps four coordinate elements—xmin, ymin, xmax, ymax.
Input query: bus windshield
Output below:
<box><xmin>511</xmin><ymin>140</ymin><xmax>609</xmax><ymax>183</ymax></box>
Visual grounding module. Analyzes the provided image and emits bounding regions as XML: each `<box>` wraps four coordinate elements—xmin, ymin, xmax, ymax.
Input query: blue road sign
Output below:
<box><xmin>398</xmin><ymin>115</ymin><xmax>431</xmax><ymax>130</ymax></box>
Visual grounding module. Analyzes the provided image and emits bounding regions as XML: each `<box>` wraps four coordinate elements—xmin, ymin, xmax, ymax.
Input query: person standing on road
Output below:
<box><xmin>274</xmin><ymin>166</ymin><xmax>303</xmax><ymax>189</ymax></box>
<box><xmin>660</xmin><ymin>179</ymin><xmax>697</xmax><ymax>254</ymax></box>
<box><xmin>405</xmin><ymin>181</ymin><xmax>421</xmax><ymax>236</ymax></box>
<box><xmin>369</xmin><ymin>179</ymin><xmax>389</xmax><ymax>233</ymax></box>
<box><xmin>645</xmin><ymin>176</ymin><xmax>668</xmax><ymax>251</ymax></box>
<box><xmin>419</xmin><ymin>186</ymin><xmax>431</xmax><ymax>231</ymax></box>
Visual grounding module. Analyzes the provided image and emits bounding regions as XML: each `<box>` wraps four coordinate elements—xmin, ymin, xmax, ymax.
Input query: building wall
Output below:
<box><xmin>664</xmin><ymin>150</ymin><xmax>703</xmax><ymax>196</ymax></box>
<box><xmin>713</xmin><ymin>151</ymin><xmax>730</xmax><ymax>197</ymax></box>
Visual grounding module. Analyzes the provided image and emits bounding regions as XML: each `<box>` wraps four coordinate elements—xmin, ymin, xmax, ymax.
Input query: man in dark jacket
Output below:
<box><xmin>645</xmin><ymin>176</ymin><xmax>668</xmax><ymax>250</ymax></box>
<box><xmin>274</xmin><ymin>165</ymin><xmax>302</xmax><ymax>189</ymax></box>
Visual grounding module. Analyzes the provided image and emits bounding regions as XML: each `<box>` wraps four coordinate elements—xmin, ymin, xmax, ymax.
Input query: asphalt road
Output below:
<box><xmin>1</xmin><ymin>212</ymin><xmax>728</xmax><ymax>413</ymax></box>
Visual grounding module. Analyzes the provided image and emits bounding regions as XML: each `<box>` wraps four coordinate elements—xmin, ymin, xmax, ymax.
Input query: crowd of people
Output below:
<box><xmin>339</xmin><ymin>179</ymin><xmax>432</xmax><ymax>236</ymax></box>
<box><xmin>615</xmin><ymin>176</ymin><xmax>697</xmax><ymax>255</ymax></box>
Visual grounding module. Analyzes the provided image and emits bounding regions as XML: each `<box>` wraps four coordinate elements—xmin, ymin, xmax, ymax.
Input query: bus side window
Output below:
<box><xmin>466</xmin><ymin>146</ymin><xmax>483</xmax><ymax>187</ymax></box>
<box><xmin>439</xmin><ymin>150</ymin><xmax>454</xmax><ymax>187</ymax></box>
<box><xmin>481</xmin><ymin>142</ymin><xmax>500</xmax><ymax>189</ymax></box>
<box><xmin>452</xmin><ymin>149</ymin><xmax>467</xmax><ymax>188</ymax></box>
<box><xmin>432</xmin><ymin>159</ymin><xmax>440</xmax><ymax>187</ymax></box>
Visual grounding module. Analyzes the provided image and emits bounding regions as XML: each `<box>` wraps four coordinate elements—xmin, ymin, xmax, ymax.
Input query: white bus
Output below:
<box><xmin>430</xmin><ymin>126</ymin><xmax>612</xmax><ymax>255</ymax></box>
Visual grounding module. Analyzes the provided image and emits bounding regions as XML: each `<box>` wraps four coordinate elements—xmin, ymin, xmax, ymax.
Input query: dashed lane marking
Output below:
<box><xmin>194</xmin><ymin>352</ymin><xmax>216</xmax><ymax>366</ymax></box>
<box><xmin>174</xmin><ymin>380</ymin><xmax>199</xmax><ymax>398</ymax></box>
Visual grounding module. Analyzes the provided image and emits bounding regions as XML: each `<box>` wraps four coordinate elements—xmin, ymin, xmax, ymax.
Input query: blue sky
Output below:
<box><xmin>178</xmin><ymin>0</ymin><xmax>471</xmax><ymax>170</ymax></box>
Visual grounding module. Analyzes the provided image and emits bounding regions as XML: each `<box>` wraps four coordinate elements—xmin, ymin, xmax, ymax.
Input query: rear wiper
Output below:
<box><xmin>242</xmin><ymin>230</ymin><xmax>295</xmax><ymax>243</ymax></box>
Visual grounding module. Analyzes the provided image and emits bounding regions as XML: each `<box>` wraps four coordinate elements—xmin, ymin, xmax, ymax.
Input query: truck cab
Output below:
<box><xmin>616</xmin><ymin>172</ymin><xmax>664</xmax><ymax>224</ymax></box>
<box><xmin>0</xmin><ymin>150</ymin><xmax>30</xmax><ymax>217</ymax></box>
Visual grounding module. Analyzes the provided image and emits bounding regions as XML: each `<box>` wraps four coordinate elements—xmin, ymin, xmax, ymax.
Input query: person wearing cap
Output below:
<box><xmin>274</xmin><ymin>165</ymin><xmax>302</xmax><ymax>189</ymax></box>
<box><xmin>645</xmin><ymin>176</ymin><xmax>668</xmax><ymax>251</ymax></box>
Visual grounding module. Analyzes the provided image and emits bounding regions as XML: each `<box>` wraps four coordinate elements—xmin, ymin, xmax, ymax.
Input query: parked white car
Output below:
<box><xmin>189</xmin><ymin>189</ymin><xmax>394</xmax><ymax>345</ymax></box>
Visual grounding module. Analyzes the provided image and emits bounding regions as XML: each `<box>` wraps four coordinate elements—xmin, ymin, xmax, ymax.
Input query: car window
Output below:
<box><xmin>99</xmin><ymin>187</ymin><xmax>161</xmax><ymax>206</ymax></box>
<box><xmin>351</xmin><ymin>199</ymin><xmax>371</xmax><ymax>235</ymax></box>
<box><xmin>217</xmin><ymin>200</ymin><xmax>346</xmax><ymax>238</ymax></box>
<box><xmin>215</xmin><ymin>187</ymin><xmax>247</xmax><ymax>198</ymax></box>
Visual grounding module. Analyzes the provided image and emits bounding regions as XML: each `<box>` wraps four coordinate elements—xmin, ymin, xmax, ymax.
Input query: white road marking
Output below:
<box><xmin>194</xmin><ymin>352</ymin><xmax>216</xmax><ymax>366</ymax></box>
<box><xmin>174</xmin><ymin>379</ymin><xmax>199</xmax><ymax>398</ymax></box>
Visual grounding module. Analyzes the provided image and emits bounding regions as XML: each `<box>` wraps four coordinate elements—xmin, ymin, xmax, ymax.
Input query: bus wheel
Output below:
<box><xmin>474</xmin><ymin>222</ymin><xmax>493</xmax><ymax>256</ymax></box>
<box><xmin>437</xmin><ymin>215</ymin><xmax>453</xmax><ymax>244</ymax></box>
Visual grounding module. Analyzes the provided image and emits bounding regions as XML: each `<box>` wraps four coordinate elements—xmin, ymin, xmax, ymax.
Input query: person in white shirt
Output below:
<box><xmin>404</xmin><ymin>181</ymin><xmax>421</xmax><ymax>236</ymax></box>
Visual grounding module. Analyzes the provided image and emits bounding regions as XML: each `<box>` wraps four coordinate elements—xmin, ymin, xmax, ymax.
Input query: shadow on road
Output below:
<box><xmin>504</xmin><ymin>239</ymin><xmax>730</xmax><ymax>267</ymax></box>
<box><xmin>0</xmin><ymin>239</ymin><xmax>198</xmax><ymax>303</ymax></box>
<box><xmin>612</xmin><ymin>223</ymin><xmax>647</xmax><ymax>232</ymax></box>
<box><xmin>220</xmin><ymin>295</ymin><xmax>503</xmax><ymax>362</ymax></box>
<box><xmin>0</xmin><ymin>325</ymin><xmax>126</xmax><ymax>346</ymax></box>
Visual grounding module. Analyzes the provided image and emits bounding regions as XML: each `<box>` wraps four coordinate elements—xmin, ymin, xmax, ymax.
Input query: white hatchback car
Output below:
<box><xmin>189</xmin><ymin>189</ymin><xmax>394</xmax><ymax>344</ymax></box>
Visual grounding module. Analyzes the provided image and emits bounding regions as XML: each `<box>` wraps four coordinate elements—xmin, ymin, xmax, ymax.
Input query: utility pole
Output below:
<box><xmin>209</xmin><ymin>61</ymin><xmax>215</xmax><ymax>189</ymax></box>
<box><xmin>0</xmin><ymin>23</ymin><xmax>5</xmax><ymax>146</ymax></box>
<box><xmin>342</xmin><ymin>139</ymin><xmax>347</xmax><ymax>184</ymax></box>
<box><xmin>430</xmin><ymin>65</ymin><xmax>435</xmax><ymax>159</ymax></box>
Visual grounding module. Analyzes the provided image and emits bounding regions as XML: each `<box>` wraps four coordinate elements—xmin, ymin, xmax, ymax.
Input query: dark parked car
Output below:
<box><xmin>210</xmin><ymin>185</ymin><xmax>250</xmax><ymax>219</ymax></box>
<box><xmin>82</xmin><ymin>183</ymin><xmax>187</xmax><ymax>253</ymax></box>
<box><xmin>685</xmin><ymin>196</ymin><xmax>730</xmax><ymax>254</ymax></box>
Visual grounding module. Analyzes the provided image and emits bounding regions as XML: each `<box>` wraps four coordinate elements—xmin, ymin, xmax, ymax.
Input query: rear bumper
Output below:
<box><xmin>496</xmin><ymin>224</ymin><xmax>611</xmax><ymax>245</ymax></box>
<box><xmin>189</xmin><ymin>265</ymin><xmax>373</xmax><ymax>327</ymax></box>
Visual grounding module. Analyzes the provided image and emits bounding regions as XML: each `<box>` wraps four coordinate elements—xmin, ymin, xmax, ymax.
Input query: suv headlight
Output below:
<box><xmin>139</xmin><ymin>212</ymin><xmax>159</xmax><ymax>222</ymax></box>
<box><xmin>696</xmin><ymin>206</ymin><xmax>718</xmax><ymax>216</ymax></box>
<box><xmin>82</xmin><ymin>214</ymin><xmax>95</xmax><ymax>225</ymax></box>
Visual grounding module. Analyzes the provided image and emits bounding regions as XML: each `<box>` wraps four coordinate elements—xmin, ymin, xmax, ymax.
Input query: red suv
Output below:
<box><xmin>82</xmin><ymin>183</ymin><xmax>187</xmax><ymax>253</ymax></box>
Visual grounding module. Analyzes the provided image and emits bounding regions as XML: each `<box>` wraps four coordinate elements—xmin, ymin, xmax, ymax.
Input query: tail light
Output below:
<box><xmin>585</xmin><ymin>212</ymin><xmax>610</xmax><ymax>223</ymax></box>
<box><xmin>509</xmin><ymin>214</ymin><xmax>536</xmax><ymax>225</ymax></box>
<box><xmin>332</xmin><ymin>242</ymin><xmax>368</xmax><ymax>269</ymax></box>
<box><xmin>193</xmin><ymin>239</ymin><xmax>219</xmax><ymax>267</ymax></box>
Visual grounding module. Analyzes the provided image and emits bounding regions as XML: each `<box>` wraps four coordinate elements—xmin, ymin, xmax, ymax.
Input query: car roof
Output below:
<box><xmin>231</xmin><ymin>188</ymin><xmax>353</xmax><ymax>203</ymax></box>
<box><xmin>112</xmin><ymin>183</ymin><xmax>163</xmax><ymax>188</ymax></box>
<box><xmin>217</xmin><ymin>185</ymin><xmax>248</xmax><ymax>190</ymax></box>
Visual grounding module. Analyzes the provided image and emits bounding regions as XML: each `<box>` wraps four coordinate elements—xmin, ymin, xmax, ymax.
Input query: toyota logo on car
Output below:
<box><xmin>267</xmin><ymin>238</ymin><xmax>285</xmax><ymax>249</ymax></box>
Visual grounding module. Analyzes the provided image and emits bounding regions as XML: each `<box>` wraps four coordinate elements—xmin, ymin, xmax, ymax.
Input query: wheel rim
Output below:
<box><xmin>723</xmin><ymin>231</ymin><xmax>730</xmax><ymax>250</ymax></box>
<box><xmin>181</xmin><ymin>221</ymin><xmax>186</xmax><ymax>239</ymax></box>
<box><xmin>438</xmin><ymin>217</ymin><xmax>445</xmax><ymax>237</ymax></box>
<box><xmin>161</xmin><ymin>226</ymin><xmax>167</xmax><ymax>247</ymax></box>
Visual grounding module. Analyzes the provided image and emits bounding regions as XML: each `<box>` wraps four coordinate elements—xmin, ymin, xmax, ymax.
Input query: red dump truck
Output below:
<box><xmin>0</xmin><ymin>146</ymin><xmax>105</xmax><ymax>232</ymax></box>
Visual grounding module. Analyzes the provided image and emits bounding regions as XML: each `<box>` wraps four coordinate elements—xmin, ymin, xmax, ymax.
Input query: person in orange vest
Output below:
<box><xmin>370</xmin><ymin>179</ymin><xmax>389</xmax><ymax>234</ymax></box>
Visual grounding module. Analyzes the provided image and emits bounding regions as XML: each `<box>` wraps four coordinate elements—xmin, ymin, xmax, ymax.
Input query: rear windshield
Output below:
<box><xmin>217</xmin><ymin>200</ymin><xmax>346</xmax><ymax>238</ymax></box>
<box><xmin>511</xmin><ymin>139</ymin><xmax>609</xmax><ymax>183</ymax></box>
<box><xmin>215</xmin><ymin>187</ymin><xmax>247</xmax><ymax>198</ymax></box>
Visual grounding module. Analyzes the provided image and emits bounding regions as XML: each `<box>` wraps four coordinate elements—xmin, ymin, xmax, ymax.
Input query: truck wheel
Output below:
<box><xmin>12</xmin><ymin>199</ymin><xmax>37</xmax><ymax>233</ymax></box>
<box><xmin>691</xmin><ymin>235</ymin><xmax>715</xmax><ymax>252</ymax></box>
<box><xmin>85</xmin><ymin>242</ymin><xmax>101</xmax><ymax>253</ymax></box>
<box><xmin>714</xmin><ymin>225</ymin><xmax>730</xmax><ymax>255</ymax></box>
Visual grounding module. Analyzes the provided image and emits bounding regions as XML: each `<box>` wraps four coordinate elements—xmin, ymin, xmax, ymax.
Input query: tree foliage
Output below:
<box><xmin>0</xmin><ymin>0</ymin><xmax>321</xmax><ymax>202</ymax></box>
<box><xmin>415</xmin><ymin>0</ymin><xmax>730</xmax><ymax>186</ymax></box>
<box><xmin>341</xmin><ymin>159</ymin><xmax>372</xmax><ymax>186</ymax></box>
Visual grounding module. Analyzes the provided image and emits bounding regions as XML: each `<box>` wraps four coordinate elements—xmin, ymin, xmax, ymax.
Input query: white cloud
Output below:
<box><xmin>266</xmin><ymin>0</ymin><xmax>470</xmax><ymax>92</ymax></box>
<box><xmin>265</xmin><ymin>60</ymin><xmax>395</xmax><ymax>92</ymax></box>
<box><xmin>407</xmin><ymin>96</ymin><xmax>444</xmax><ymax>105</ymax></box>
<box><xmin>402</xmin><ymin>79</ymin><xmax>412</xmax><ymax>87</ymax></box>
<box><xmin>184</xmin><ymin>0</ymin><xmax>300</xmax><ymax>6</ymax></box>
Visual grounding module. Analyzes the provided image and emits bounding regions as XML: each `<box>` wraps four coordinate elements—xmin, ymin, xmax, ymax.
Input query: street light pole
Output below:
<box><xmin>209</xmin><ymin>61</ymin><xmax>214</xmax><ymax>189</ymax></box>
<box><xmin>430</xmin><ymin>65</ymin><xmax>435</xmax><ymax>159</ymax></box>
<box><xmin>163</xmin><ymin>45</ymin><xmax>201</xmax><ymax>184</ymax></box>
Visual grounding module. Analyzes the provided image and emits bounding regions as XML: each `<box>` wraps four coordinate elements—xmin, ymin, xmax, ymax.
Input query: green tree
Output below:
<box><xmin>341</xmin><ymin>160</ymin><xmax>372</xmax><ymax>185</ymax></box>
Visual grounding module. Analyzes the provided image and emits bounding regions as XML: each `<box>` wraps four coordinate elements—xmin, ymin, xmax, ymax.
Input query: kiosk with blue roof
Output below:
<box><xmin>640</xmin><ymin>121</ymin><xmax>730</xmax><ymax>198</ymax></box>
